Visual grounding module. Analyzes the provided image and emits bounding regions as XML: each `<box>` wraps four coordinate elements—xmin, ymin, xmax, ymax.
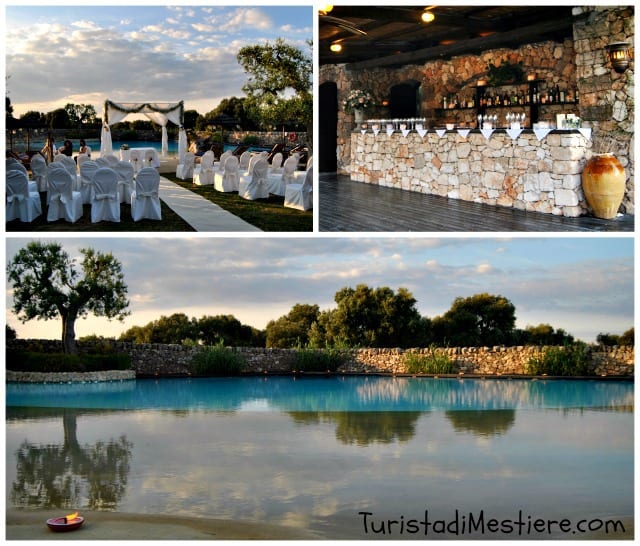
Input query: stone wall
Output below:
<box><xmin>351</xmin><ymin>130</ymin><xmax>591</xmax><ymax>216</ymax></box>
<box><xmin>573</xmin><ymin>6</ymin><xmax>634</xmax><ymax>214</ymax></box>
<box><xmin>7</xmin><ymin>339</ymin><xmax>634</xmax><ymax>377</ymax></box>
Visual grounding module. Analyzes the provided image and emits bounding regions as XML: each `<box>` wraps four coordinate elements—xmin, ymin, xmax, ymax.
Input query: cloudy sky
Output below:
<box><xmin>4</xmin><ymin>236</ymin><xmax>634</xmax><ymax>343</ymax></box>
<box><xmin>5</xmin><ymin>4</ymin><xmax>312</xmax><ymax>117</ymax></box>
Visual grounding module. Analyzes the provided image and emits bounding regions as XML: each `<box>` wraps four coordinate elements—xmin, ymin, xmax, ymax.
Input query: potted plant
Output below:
<box><xmin>486</xmin><ymin>61</ymin><xmax>525</xmax><ymax>86</ymax></box>
<box><xmin>343</xmin><ymin>89</ymin><xmax>376</xmax><ymax>122</ymax></box>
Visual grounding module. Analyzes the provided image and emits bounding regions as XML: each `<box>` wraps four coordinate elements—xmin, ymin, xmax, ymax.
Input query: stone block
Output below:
<box><xmin>553</xmin><ymin>160</ymin><xmax>582</xmax><ymax>175</ymax></box>
<box><xmin>555</xmin><ymin>188</ymin><xmax>580</xmax><ymax>206</ymax></box>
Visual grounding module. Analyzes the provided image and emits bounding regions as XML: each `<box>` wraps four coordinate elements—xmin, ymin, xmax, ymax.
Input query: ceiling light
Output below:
<box><xmin>319</xmin><ymin>5</ymin><xmax>334</xmax><ymax>16</ymax></box>
<box><xmin>421</xmin><ymin>10</ymin><xmax>435</xmax><ymax>23</ymax></box>
<box><xmin>330</xmin><ymin>42</ymin><xmax>343</xmax><ymax>53</ymax></box>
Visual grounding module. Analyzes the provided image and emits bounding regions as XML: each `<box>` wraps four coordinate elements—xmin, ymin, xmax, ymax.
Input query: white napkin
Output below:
<box><xmin>506</xmin><ymin>127</ymin><xmax>523</xmax><ymax>140</ymax></box>
<box><xmin>533</xmin><ymin>128</ymin><xmax>552</xmax><ymax>141</ymax></box>
<box><xmin>417</xmin><ymin>128</ymin><xmax>428</xmax><ymax>138</ymax></box>
<box><xmin>457</xmin><ymin>129</ymin><xmax>470</xmax><ymax>138</ymax></box>
<box><xmin>578</xmin><ymin>128</ymin><xmax>592</xmax><ymax>140</ymax></box>
<box><xmin>435</xmin><ymin>129</ymin><xmax>446</xmax><ymax>137</ymax></box>
<box><xmin>480</xmin><ymin>128</ymin><xmax>495</xmax><ymax>140</ymax></box>
<box><xmin>401</xmin><ymin>129</ymin><xmax>410</xmax><ymax>138</ymax></box>
<box><xmin>386</xmin><ymin>128</ymin><xmax>394</xmax><ymax>137</ymax></box>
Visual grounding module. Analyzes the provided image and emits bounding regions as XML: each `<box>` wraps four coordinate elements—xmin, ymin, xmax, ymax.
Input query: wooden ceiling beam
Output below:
<box><xmin>345</xmin><ymin>16</ymin><xmax>575</xmax><ymax>70</ymax></box>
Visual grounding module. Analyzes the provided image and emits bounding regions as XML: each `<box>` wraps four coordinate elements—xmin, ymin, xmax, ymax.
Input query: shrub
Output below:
<box><xmin>404</xmin><ymin>346</ymin><xmax>456</xmax><ymax>374</ymax></box>
<box><xmin>526</xmin><ymin>343</ymin><xmax>592</xmax><ymax>376</ymax></box>
<box><xmin>294</xmin><ymin>346</ymin><xmax>349</xmax><ymax>372</ymax></box>
<box><xmin>241</xmin><ymin>134</ymin><xmax>260</xmax><ymax>146</ymax></box>
<box><xmin>6</xmin><ymin>350</ymin><xmax>131</xmax><ymax>373</ymax></box>
<box><xmin>191</xmin><ymin>343</ymin><xmax>245</xmax><ymax>376</ymax></box>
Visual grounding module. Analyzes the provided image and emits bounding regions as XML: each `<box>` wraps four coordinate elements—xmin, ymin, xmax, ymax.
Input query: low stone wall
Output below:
<box><xmin>351</xmin><ymin>130</ymin><xmax>592</xmax><ymax>217</ymax></box>
<box><xmin>350</xmin><ymin>345</ymin><xmax>634</xmax><ymax>376</ymax></box>
<box><xmin>6</xmin><ymin>339</ymin><xmax>634</xmax><ymax>378</ymax></box>
<box><xmin>6</xmin><ymin>370</ymin><xmax>135</xmax><ymax>383</ymax></box>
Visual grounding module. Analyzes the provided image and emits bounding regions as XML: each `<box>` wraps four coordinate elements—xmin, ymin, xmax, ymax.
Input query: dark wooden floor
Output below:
<box><xmin>319</xmin><ymin>174</ymin><xmax>635</xmax><ymax>232</ymax></box>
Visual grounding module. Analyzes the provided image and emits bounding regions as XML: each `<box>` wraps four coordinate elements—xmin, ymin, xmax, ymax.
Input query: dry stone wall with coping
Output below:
<box><xmin>6</xmin><ymin>340</ymin><xmax>634</xmax><ymax>380</ymax></box>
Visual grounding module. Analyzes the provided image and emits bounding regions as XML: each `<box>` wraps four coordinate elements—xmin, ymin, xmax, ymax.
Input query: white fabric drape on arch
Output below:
<box><xmin>101</xmin><ymin>101</ymin><xmax>184</xmax><ymax>158</ymax></box>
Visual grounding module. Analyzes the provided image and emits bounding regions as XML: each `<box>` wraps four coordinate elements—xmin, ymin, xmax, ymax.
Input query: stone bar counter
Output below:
<box><xmin>350</xmin><ymin>128</ymin><xmax>593</xmax><ymax>217</ymax></box>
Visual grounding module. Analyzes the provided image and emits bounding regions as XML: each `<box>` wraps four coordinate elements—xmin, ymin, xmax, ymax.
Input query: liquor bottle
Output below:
<box><xmin>443</xmin><ymin>95</ymin><xmax>447</xmax><ymax>109</ymax></box>
<box><xmin>559</xmin><ymin>87</ymin><xmax>565</xmax><ymax>103</ymax></box>
<box><xmin>555</xmin><ymin>85</ymin><xmax>561</xmax><ymax>103</ymax></box>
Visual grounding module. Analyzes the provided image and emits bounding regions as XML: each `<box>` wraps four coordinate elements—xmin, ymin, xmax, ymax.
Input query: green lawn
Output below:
<box><xmin>6</xmin><ymin>176</ymin><xmax>313</xmax><ymax>232</ymax></box>
<box><xmin>164</xmin><ymin>174</ymin><xmax>313</xmax><ymax>232</ymax></box>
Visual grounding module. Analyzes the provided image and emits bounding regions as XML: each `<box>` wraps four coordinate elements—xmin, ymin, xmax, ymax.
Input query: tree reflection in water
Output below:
<box><xmin>288</xmin><ymin>411</ymin><xmax>422</xmax><ymax>446</ymax></box>
<box><xmin>445</xmin><ymin>410</ymin><xmax>516</xmax><ymax>437</ymax></box>
<box><xmin>11</xmin><ymin>409</ymin><xmax>133</xmax><ymax>511</ymax></box>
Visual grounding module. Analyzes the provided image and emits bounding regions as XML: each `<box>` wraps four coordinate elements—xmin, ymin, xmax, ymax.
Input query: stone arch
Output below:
<box><xmin>389</xmin><ymin>80</ymin><xmax>422</xmax><ymax>118</ymax></box>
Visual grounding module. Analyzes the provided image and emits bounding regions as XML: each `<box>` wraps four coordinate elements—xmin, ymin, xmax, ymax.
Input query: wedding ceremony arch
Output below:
<box><xmin>101</xmin><ymin>100</ymin><xmax>186</xmax><ymax>162</ymax></box>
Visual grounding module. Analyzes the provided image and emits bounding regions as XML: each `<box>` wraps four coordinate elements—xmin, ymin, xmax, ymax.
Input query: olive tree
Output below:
<box><xmin>237</xmin><ymin>38</ymin><xmax>312</xmax><ymax>135</ymax></box>
<box><xmin>7</xmin><ymin>241</ymin><xmax>130</xmax><ymax>354</ymax></box>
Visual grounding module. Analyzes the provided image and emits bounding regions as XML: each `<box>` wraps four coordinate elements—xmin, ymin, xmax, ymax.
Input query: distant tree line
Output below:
<box><xmin>113</xmin><ymin>284</ymin><xmax>633</xmax><ymax>349</ymax></box>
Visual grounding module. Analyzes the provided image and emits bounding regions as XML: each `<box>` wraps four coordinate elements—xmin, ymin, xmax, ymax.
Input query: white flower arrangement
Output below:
<box><xmin>343</xmin><ymin>89</ymin><xmax>376</xmax><ymax>113</ymax></box>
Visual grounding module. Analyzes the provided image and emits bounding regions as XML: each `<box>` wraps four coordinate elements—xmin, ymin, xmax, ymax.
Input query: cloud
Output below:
<box><xmin>6</xmin><ymin>6</ymin><xmax>311</xmax><ymax>116</ymax></box>
<box><xmin>5</xmin><ymin>238</ymin><xmax>633</xmax><ymax>343</ymax></box>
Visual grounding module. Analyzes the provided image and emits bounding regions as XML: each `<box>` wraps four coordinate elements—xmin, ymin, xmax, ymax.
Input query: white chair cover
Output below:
<box><xmin>47</xmin><ymin>167</ymin><xmax>83</xmax><ymax>223</ymax></box>
<box><xmin>8</xmin><ymin>161</ymin><xmax>37</xmax><ymax>192</ymax></box>
<box><xmin>131</xmin><ymin>167</ymin><xmax>162</xmax><ymax>221</ymax></box>
<box><xmin>238</xmin><ymin>151</ymin><xmax>251</xmax><ymax>171</ymax></box>
<box><xmin>30</xmin><ymin>154</ymin><xmax>48</xmax><ymax>192</ymax></box>
<box><xmin>114</xmin><ymin>161</ymin><xmax>135</xmax><ymax>203</ymax></box>
<box><xmin>144</xmin><ymin>149</ymin><xmax>156</xmax><ymax>169</ymax></box>
<box><xmin>270</xmin><ymin>152</ymin><xmax>284</xmax><ymax>173</ymax></box>
<box><xmin>214</xmin><ymin>155</ymin><xmax>240</xmax><ymax>192</ymax></box>
<box><xmin>238</xmin><ymin>158</ymin><xmax>269</xmax><ymax>200</ymax></box>
<box><xmin>104</xmin><ymin>154</ymin><xmax>120</xmax><ymax>167</ymax></box>
<box><xmin>77</xmin><ymin>154</ymin><xmax>91</xmax><ymax>169</ymax></box>
<box><xmin>6</xmin><ymin>169</ymin><xmax>42</xmax><ymax>222</ymax></box>
<box><xmin>292</xmin><ymin>155</ymin><xmax>314</xmax><ymax>183</ymax></box>
<box><xmin>45</xmin><ymin>163</ymin><xmax>72</xmax><ymax>204</ymax></box>
<box><xmin>213</xmin><ymin>150</ymin><xmax>232</xmax><ymax>173</ymax></box>
<box><xmin>176</xmin><ymin>152</ymin><xmax>195</xmax><ymax>180</ymax></box>
<box><xmin>284</xmin><ymin>167</ymin><xmax>313</xmax><ymax>211</ymax></box>
<box><xmin>6</xmin><ymin>157</ymin><xmax>20</xmax><ymax>169</ymax></box>
<box><xmin>281</xmin><ymin>156</ymin><xmax>298</xmax><ymax>186</ymax></box>
<box><xmin>90</xmin><ymin>167</ymin><xmax>120</xmax><ymax>223</ymax></box>
<box><xmin>94</xmin><ymin>157</ymin><xmax>110</xmax><ymax>167</ymax></box>
<box><xmin>129</xmin><ymin>149</ymin><xmax>142</xmax><ymax>173</ymax></box>
<box><xmin>194</xmin><ymin>150</ymin><xmax>215</xmax><ymax>185</ymax></box>
<box><xmin>79</xmin><ymin>160</ymin><xmax>100</xmax><ymax>204</ymax></box>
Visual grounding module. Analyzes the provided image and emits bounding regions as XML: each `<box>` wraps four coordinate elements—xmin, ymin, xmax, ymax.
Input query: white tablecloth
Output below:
<box><xmin>120</xmin><ymin>147</ymin><xmax>160</xmax><ymax>168</ymax></box>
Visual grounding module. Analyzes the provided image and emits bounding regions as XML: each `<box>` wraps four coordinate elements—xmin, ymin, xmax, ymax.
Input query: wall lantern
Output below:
<box><xmin>330</xmin><ymin>42</ymin><xmax>342</xmax><ymax>53</ymax></box>
<box><xmin>605</xmin><ymin>41</ymin><xmax>633</xmax><ymax>74</ymax></box>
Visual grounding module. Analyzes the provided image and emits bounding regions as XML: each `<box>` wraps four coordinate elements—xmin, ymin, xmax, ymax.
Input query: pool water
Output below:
<box><xmin>6</xmin><ymin>376</ymin><xmax>634</xmax><ymax>539</ymax></box>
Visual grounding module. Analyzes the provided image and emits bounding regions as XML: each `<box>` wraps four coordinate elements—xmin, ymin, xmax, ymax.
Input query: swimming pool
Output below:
<box><xmin>6</xmin><ymin>376</ymin><xmax>634</xmax><ymax>539</ymax></box>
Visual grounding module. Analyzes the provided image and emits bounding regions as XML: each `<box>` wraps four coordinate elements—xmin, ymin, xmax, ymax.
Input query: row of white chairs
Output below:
<box><xmin>176</xmin><ymin>150</ymin><xmax>313</xmax><ymax>210</ymax></box>
<box><xmin>6</xmin><ymin>164</ymin><xmax>161</xmax><ymax>223</ymax></box>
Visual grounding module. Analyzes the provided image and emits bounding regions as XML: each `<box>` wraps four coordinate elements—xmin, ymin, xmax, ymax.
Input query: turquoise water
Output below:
<box><xmin>6</xmin><ymin>377</ymin><xmax>634</xmax><ymax>539</ymax></box>
<box><xmin>14</xmin><ymin>139</ymin><xmax>268</xmax><ymax>155</ymax></box>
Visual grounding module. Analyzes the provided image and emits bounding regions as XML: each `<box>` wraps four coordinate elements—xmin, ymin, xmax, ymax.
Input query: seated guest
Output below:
<box><xmin>58</xmin><ymin>139</ymin><xmax>73</xmax><ymax>157</ymax></box>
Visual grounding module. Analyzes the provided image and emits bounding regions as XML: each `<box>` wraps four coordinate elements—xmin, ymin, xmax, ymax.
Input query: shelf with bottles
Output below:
<box><xmin>436</xmin><ymin>80</ymin><xmax>578</xmax><ymax>112</ymax></box>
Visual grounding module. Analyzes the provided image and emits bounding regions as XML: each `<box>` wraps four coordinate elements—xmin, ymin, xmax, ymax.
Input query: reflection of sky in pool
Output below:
<box><xmin>6</xmin><ymin>377</ymin><xmax>634</xmax><ymax>539</ymax></box>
